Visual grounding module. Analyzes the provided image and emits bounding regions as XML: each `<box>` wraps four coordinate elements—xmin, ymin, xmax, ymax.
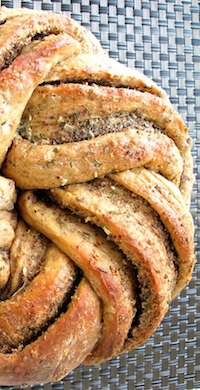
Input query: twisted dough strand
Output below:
<box><xmin>4</xmin><ymin>82</ymin><xmax>193</xmax><ymax>199</ymax></box>
<box><xmin>0</xmin><ymin>6</ymin><xmax>195</xmax><ymax>386</ymax></box>
<box><xmin>4</xmin><ymin>128</ymin><xmax>183</xmax><ymax>189</ymax></box>
<box><xmin>18</xmin><ymin>191</ymin><xmax>136</xmax><ymax>364</ymax></box>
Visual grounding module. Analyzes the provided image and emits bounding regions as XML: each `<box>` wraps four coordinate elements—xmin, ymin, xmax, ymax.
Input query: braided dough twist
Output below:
<box><xmin>0</xmin><ymin>7</ymin><xmax>195</xmax><ymax>386</ymax></box>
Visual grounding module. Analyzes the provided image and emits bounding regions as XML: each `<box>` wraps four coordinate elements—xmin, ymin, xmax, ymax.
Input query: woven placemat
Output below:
<box><xmin>0</xmin><ymin>0</ymin><xmax>199</xmax><ymax>389</ymax></box>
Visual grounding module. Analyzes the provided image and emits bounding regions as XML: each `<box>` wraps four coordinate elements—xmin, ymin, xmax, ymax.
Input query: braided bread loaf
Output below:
<box><xmin>0</xmin><ymin>6</ymin><xmax>195</xmax><ymax>386</ymax></box>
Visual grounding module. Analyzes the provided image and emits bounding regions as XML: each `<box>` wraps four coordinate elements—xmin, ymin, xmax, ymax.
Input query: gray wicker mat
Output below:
<box><xmin>0</xmin><ymin>0</ymin><xmax>199</xmax><ymax>389</ymax></box>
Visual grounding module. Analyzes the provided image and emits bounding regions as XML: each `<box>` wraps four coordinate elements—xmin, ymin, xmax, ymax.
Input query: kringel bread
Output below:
<box><xmin>0</xmin><ymin>6</ymin><xmax>195</xmax><ymax>386</ymax></box>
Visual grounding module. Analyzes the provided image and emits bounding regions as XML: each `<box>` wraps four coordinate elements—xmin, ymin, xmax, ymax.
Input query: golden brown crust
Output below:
<box><xmin>110</xmin><ymin>168</ymin><xmax>195</xmax><ymax>297</ymax></box>
<box><xmin>0</xmin><ymin>34</ymin><xmax>80</xmax><ymax>165</ymax></box>
<box><xmin>0</xmin><ymin>6</ymin><xmax>195</xmax><ymax>386</ymax></box>
<box><xmin>0</xmin><ymin>278</ymin><xmax>101</xmax><ymax>386</ymax></box>
<box><xmin>0</xmin><ymin>244</ymin><xmax>77</xmax><ymax>353</ymax></box>
<box><xmin>4</xmin><ymin>129</ymin><xmax>182</xmax><ymax>189</ymax></box>
<box><xmin>18</xmin><ymin>191</ymin><xmax>136</xmax><ymax>364</ymax></box>
<box><xmin>46</xmin><ymin>54</ymin><xmax>168</xmax><ymax>98</ymax></box>
<box><xmin>51</xmin><ymin>179</ymin><xmax>177</xmax><ymax>351</ymax></box>
<box><xmin>0</xmin><ymin>7</ymin><xmax>102</xmax><ymax>57</ymax></box>
<box><xmin>6</xmin><ymin>82</ymin><xmax>192</xmax><ymax>200</ymax></box>
<box><xmin>0</xmin><ymin>9</ymin><xmax>103</xmax><ymax>384</ymax></box>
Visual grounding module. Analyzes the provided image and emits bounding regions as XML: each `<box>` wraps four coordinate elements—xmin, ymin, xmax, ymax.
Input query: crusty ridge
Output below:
<box><xmin>19</xmin><ymin>191</ymin><xmax>136</xmax><ymax>364</ymax></box>
<box><xmin>3</xmin><ymin>128</ymin><xmax>183</xmax><ymax>189</ymax></box>
<box><xmin>51</xmin><ymin>179</ymin><xmax>178</xmax><ymax>352</ymax></box>
<box><xmin>111</xmin><ymin>168</ymin><xmax>195</xmax><ymax>297</ymax></box>
<box><xmin>4</xmin><ymin>82</ymin><xmax>193</xmax><ymax>200</ymax></box>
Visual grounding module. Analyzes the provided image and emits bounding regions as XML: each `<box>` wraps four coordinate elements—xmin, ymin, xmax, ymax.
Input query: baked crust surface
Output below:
<box><xmin>0</xmin><ymin>6</ymin><xmax>195</xmax><ymax>386</ymax></box>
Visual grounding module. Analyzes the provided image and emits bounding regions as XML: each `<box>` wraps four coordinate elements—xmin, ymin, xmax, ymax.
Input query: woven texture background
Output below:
<box><xmin>0</xmin><ymin>0</ymin><xmax>199</xmax><ymax>389</ymax></box>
